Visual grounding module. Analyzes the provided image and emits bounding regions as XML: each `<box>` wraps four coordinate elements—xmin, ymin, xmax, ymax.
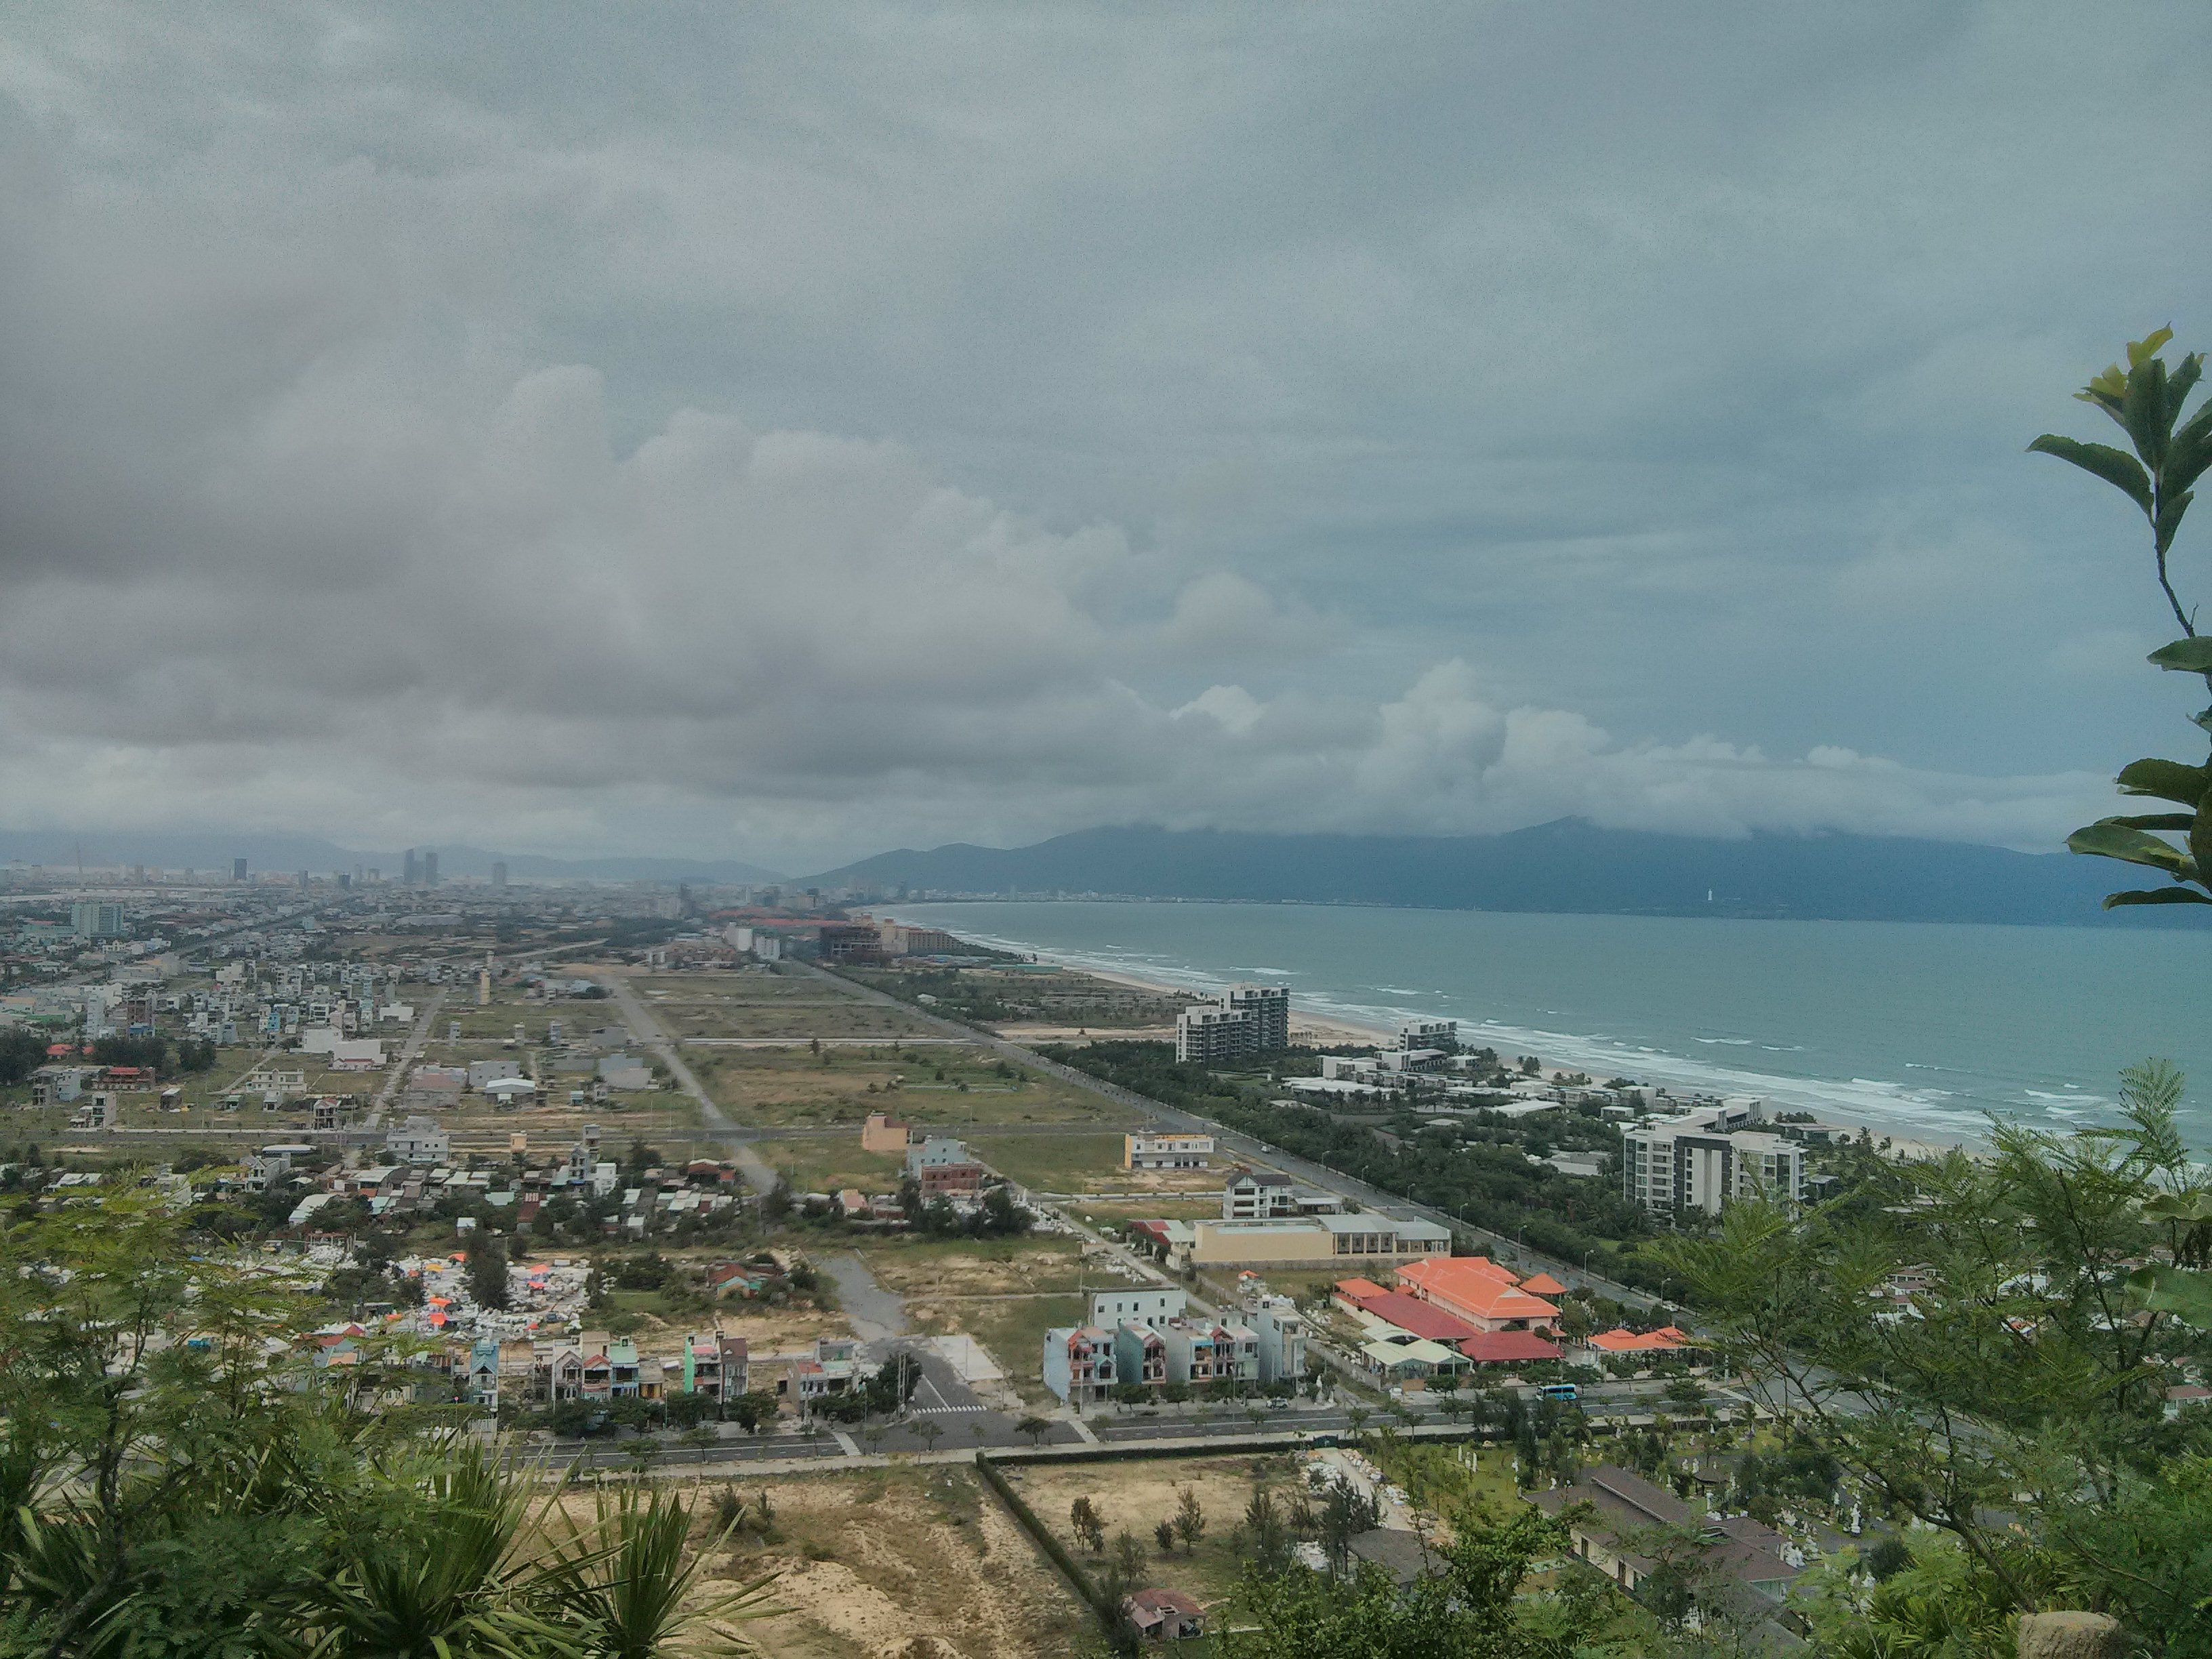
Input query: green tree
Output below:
<box><xmin>2032</xmin><ymin>329</ymin><xmax>2212</xmax><ymax>911</ymax></box>
<box><xmin>1223</xmin><ymin>1502</ymin><xmax>1605</xmax><ymax>1658</ymax></box>
<box><xmin>1069</xmin><ymin>1496</ymin><xmax>1107</xmax><ymax>1555</ymax></box>
<box><xmin>1662</xmin><ymin>1064</ymin><xmax>2212</xmax><ymax>1652</ymax></box>
<box><xmin>1015</xmin><ymin>1414</ymin><xmax>1052</xmax><ymax>1448</ymax></box>
<box><xmin>466</xmin><ymin>1229</ymin><xmax>511</xmax><ymax>1311</ymax></box>
<box><xmin>1172</xmin><ymin>1486</ymin><xmax>1206</xmax><ymax>1554</ymax></box>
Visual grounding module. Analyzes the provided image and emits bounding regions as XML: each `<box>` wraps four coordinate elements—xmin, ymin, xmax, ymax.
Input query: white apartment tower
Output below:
<box><xmin>1174</xmin><ymin>983</ymin><xmax>1291</xmax><ymax>1063</ymax></box>
<box><xmin>1622</xmin><ymin>1120</ymin><xmax>1804</xmax><ymax>1218</ymax></box>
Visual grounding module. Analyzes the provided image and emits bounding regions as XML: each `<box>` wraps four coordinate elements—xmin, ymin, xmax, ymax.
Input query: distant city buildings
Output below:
<box><xmin>70</xmin><ymin>901</ymin><xmax>123</xmax><ymax>940</ymax></box>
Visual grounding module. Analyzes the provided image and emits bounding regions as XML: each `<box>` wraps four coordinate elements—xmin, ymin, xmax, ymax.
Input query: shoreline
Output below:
<box><xmin>997</xmin><ymin>947</ymin><xmax>1980</xmax><ymax>1161</ymax></box>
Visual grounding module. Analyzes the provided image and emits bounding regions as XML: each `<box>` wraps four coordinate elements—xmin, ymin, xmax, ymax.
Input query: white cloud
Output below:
<box><xmin>0</xmin><ymin>5</ymin><xmax>2197</xmax><ymax>869</ymax></box>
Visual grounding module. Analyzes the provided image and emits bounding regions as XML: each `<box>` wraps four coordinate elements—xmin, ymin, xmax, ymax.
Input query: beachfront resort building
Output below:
<box><xmin>1124</xmin><ymin>1129</ymin><xmax>1214</xmax><ymax>1170</ymax></box>
<box><xmin>1622</xmin><ymin>1098</ymin><xmax>1805</xmax><ymax>1218</ymax></box>
<box><xmin>1174</xmin><ymin>983</ymin><xmax>1290</xmax><ymax>1062</ymax></box>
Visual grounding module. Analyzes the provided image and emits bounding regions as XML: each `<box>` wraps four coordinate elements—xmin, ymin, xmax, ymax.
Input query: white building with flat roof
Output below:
<box><xmin>1124</xmin><ymin>1130</ymin><xmax>1213</xmax><ymax>1170</ymax></box>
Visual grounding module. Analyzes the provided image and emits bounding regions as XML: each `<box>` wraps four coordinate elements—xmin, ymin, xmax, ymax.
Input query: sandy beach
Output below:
<box><xmin>1019</xmin><ymin>955</ymin><xmax>1978</xmax><ymax>1160</ymax></box>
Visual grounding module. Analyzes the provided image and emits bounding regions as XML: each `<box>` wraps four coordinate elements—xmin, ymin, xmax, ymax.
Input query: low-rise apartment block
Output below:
<box><xmin>1124</xmin><ymin>1129</ymin><xmax>1213</xmax><ymax>1170</ymax></box>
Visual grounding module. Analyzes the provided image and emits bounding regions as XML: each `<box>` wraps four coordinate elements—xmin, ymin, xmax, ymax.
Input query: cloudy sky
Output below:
<box><xmin>3</xmin><ymin>5</ymin><xmax>2208</xmax><ymax>872</ymax></box>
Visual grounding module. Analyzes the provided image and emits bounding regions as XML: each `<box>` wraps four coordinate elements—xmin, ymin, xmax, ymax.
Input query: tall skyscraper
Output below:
<box><xmin>232</xmin><ymin>857</ymin><xmax>248</xmax><ymax>882</ymax></box>
<box><xmin>423</xmin><ymin>850</ymin><xmax>439</xmax><ymax>886</ymax></box>
<box><xmin>403</xmin><ymin>848</ymin><xmax>421</xmax><ymax>886</ymax></box>
<box><xmin>491</xmin><ymin>861</ymin><xmax>508</xmax><ymax>890</ymax></box>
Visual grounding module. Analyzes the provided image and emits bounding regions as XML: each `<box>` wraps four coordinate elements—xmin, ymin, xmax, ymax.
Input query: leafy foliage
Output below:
<box><xmin>2034</xmin><ymin>329</ymin><xmax>2212</xmax><ymax>909</ymax></box>
<box><xmin>0</xmin><ymin>1195</ymin><xmax>772</xmax><ymax>1656</ymax></box>
<box><xmin>1658</xmin><ymin>1064</ymin><xmax>2212</xmax><ymax>1652</ymax></box>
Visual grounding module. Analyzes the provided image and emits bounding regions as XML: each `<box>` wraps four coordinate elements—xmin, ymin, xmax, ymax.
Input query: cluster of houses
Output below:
<box><xmin>1042</xmin><ymin>1286</ymin><xmax>1307</xmax><ymax>1406</ymax></box>
<box><xmin>310</xmin><ymin>1319</ymin><xmax>869</xmax><ymax>1420</ymax></box>
<box><xmin>1330</xmin><ymin>1256</ymin><xmax>1692</xmax><ymax>1387</ymax></box>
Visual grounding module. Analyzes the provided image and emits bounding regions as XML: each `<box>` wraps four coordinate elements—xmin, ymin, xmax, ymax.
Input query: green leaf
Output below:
<box><xmin>2028</xmin><ymin>435</ymin><xmax>2154</xmax><ymax>515</ymax></box>
<box><xmin>2128</xmin><ymin>1263</ymin><xmax>2212</xmax><ymax>1328</ymax></box>
<box><xmin>2102</xmin><ymin>888</ymin><xmax>2212</xmax><ymax>908</ymax></box>
<box><xmin>2068</xmin><ymin>822</ymin><xmax>2196</xmax><ymax>876</ymax></box>
<box><xmin>2144</xmin><ymin>1191</ymin><xmax>2212</xmax><ymax>1225</ymax></box>
<box><xmin>2148</xmin><ymin>638</ymin><xmax>2212</xmax><ymax>674</ymax></box>
<box><xmin>2167</xmin><ymin>428</ymin><xmax>2212</xmax><ymax>498</ymax></box>
<box><xmin>2124</xmin><ymin>356</ymin><xmax>2171</xmax><ymax>468</ymax></box>
<box><xmin>2114</xmin><ymin>758</ymin><xmax>2211</xmax><ymax>805</ymax></box>
<box><xmin>2154</xmin><ymin>488</ymin><xmax>2194</xmax><ymax>551</ymax></box>
<box><xmin>2126</xmin><ymin>327</ymin><xmax>2175</xmax><ymax>368</ymax></box>
<box><xmin>2169</xmin><ymin>352</ymin><xmax>2203</xmax><ymax>421</ymax></box>
<box><xmin>2095</xmin><ymin>813</ymin><xmax>2198</xmax><ymax>831</ymax></box>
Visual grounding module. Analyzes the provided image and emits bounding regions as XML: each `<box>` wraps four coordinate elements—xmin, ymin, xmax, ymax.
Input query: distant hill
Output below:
<box><xmin>0</xmin><ymin>830</ymin><xmax>781</xmax><ymax>886</ymax></box>
<box><xmin>803</xmin><ymin>820</ymin><xmax>2200</xmax><ymax>927</ymax></box>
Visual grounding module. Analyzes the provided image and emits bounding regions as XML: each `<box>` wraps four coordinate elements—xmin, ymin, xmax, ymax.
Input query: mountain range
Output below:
<box><xmin>803</xmin><ymin>820</ymin><xmax>2203</xmax><ymax>928</ymax></box>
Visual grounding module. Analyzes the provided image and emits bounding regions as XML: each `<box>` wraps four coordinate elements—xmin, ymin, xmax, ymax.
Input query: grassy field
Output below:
<box><xmin>755</xmin><ymin>1139</ymin><xmax>908</xmax><ymax>1195</ymax></box>
<box><xmin>907</xmin><ymin>1292</ymin><xmax>1088</xmax><ymax>1404</ymax></box>
<box><xmin>967</xmin><ymin>1132</ymin><xmax>1130</xmax><ymax>1192</ymax></box>
<box><xmin>702</xmin><ymin>1465</ymin><xmax>1091</xmax><ymax>1658</ymax></box>
<box><xmin>699</xmin><ymin>1046</ymin><xmax>1131</xmax><ymax>1132</ymax></box>
<box><xmin>635</xmin><ymin>971</ymin><xmax>937</xmax><ymax>1041</ymax></box>
<box><xmin>848</xmin><ymin>1233</ymin><xmax>1098</xmax><ymax>1298</ymax></box>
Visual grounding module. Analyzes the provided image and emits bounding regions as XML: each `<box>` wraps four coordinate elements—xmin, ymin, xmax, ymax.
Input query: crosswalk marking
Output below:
<box><xmin>908</xmin><ymin>1404</ymin><xmax>986</xmax><ymax>1416</ymax></box>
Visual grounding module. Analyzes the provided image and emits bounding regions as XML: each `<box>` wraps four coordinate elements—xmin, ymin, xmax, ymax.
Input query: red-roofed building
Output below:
<box><xmin>1331</xmin><ymin>1277</ymin><xmax>1391</xmax><ymax>1313</ymax></box>
<box><xmin>1458</xmin><ymin>1330</ymin><xmax>1563</xmax><ymax>1366</ymax></box>
<box><xmin>1518</xmin><ymin>1271</ymin><xmax>1570</xmax><ymax>1296</ymax></box>
<box><xmin>1346</xmin><ymin>1289</ymin><xmax>1482</xmax><ymax>1345</ymax></box>
<box><xmin>1586</xmin><ymin>1326</ymin><xmax>1692</xmax><ymax>1354</ymax></box>
<box><xmin>1396</xmin><ymin>1256</ymin><xmax>1560</xmax><ymax>1334</ymax></box>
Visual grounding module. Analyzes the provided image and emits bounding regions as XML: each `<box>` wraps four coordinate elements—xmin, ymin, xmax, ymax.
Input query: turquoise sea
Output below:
<box><xmin>886</xmin><ymin>901</ymin><xmax>2212</xmax><ymax>1149</ymax></box>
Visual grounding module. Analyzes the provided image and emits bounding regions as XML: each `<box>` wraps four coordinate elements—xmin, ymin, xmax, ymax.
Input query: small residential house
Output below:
<box><xmin>1042</xmin><ymin>1325</ymin><xmax>1118</xmax><ymax>1406</ymax></box>
<box><xmin>1124</xmin><ymin>1587</ymin><xmax>1204</xmax><ymax>1641</ymax></box>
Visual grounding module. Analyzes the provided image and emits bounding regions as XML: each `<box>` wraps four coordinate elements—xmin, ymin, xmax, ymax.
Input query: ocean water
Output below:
<box><xmin>886</xmin><ymin>901</ymin><xmax>2212</xmax><ymax>1149</ymax></box>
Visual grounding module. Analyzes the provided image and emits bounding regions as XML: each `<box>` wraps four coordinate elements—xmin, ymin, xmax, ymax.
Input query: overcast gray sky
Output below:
<box><xmin>2</xmin><ymin>4</ymin><xmax>2208</xmax><ymax>872</ymax></box>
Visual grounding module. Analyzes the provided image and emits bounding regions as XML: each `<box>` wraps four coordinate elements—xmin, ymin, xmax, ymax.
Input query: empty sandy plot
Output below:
<box><xmin>702</xmin><ymin>1466</ymin><xmax>1089</xmax><ymax>1659</ymax></box>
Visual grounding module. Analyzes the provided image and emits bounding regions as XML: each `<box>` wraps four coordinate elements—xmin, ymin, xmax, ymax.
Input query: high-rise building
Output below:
<box><xmin>1174</xmin><ymin>984</ymin><xmax>1292</xmax><ymax>1063</ymax></box>
<box><xmin>491</xmin><ymin>861</ymin><xmax>508</xmax><ymax>890</ymax></box>
<box><xmin>1225</xmin><ymin>984</ymin><xmax>1290</xmax><ymax>1051</ymax></box>
<box><xmin>232</xmin><ymin>858</ymin><xmax>248</xmax><ymax>882</ymax></box>
<box><xmin>403</xmin><ymin>849</ymin><xmax>421</xmax><ymax>886</ymax></box>
<box><xmin>1622</xmin><ymin>1114</ymin><xmax>1804</xmax><ymax>1218</ymax></box>
<box><xmin>70</xmin><ymin>901</ymin><xmax>124</xmax><ymax>940</ymax></box>
<box><xmin>423</xmin><ymin>851</ymin><xmax>439</xmax><ymax>886</ymax></box>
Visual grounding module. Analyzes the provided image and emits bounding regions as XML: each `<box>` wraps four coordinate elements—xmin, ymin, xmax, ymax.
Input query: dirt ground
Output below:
<box><xmin>856</xmin><ymin>1239</ymin><xmax>1090</xmax><ymax>1298</ymax></box>
<box><xmin>1012</xmin><ymin>1452</ymin><xmax>1307</xmax><ymax>1611</ymax></box>
<box><xmin>698</xmin><ymin>1466</ymin><xmax>1091</xmax><ymax>1658</ymax></box>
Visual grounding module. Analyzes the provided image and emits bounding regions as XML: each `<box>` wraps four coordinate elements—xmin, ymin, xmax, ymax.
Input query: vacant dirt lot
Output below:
<box><xmin>700</xmin><ymin>1466</ymin><xmax>1090</xmax><ymax>1658</ymax></box>
<box><xmin>1012</xmin><ymin>1452</ymin><xmax>1309</xmax><ymax>1612</ymax></box>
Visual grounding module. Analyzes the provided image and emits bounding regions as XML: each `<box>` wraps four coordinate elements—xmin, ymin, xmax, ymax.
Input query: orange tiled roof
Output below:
<box><xmin>1586</xmin><ymin>1325</ymin><xmax>1690</xmax><ymax>1353</ymax></box>
<box><xmin>1397</xmin><ymin>1256</ymin><xmax>1559</xmax><ymax>1322</ymax></box>
<box><xmin>1518</xmin><ymin>1271</ymin><xmax>1569</xmax><ymax>1296</ymax></box>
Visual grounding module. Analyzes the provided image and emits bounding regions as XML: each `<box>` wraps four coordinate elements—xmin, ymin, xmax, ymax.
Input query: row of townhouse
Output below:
<box><xmin>1044</xmin><ymin>1288</ymin><xmax>1307</xmax><ymax>1405</ymax></box>
<box><xmin>506</xmin><ymin>1332</ymin><xmax>865</xmax><ymax>1415</ymax></box>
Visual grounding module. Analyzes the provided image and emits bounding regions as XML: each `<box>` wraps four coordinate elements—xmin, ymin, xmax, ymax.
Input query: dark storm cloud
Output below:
<box><xmin>0</xmin><ymin>3</ymin><xmax>2205</xmax><ymax>867</ymax></box>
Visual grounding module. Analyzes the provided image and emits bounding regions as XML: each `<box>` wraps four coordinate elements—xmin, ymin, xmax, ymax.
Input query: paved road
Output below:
<box><xmin>598</xmin><ymin>970</ymin><xmax>778</xmax><ymax>1198</ymax></box>
<box><xmin>367</xmin><ymin>988</ymin><xmax>447</xmax><ymax>1126</ymax></box>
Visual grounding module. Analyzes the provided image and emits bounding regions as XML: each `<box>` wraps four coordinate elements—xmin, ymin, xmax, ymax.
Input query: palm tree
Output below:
<box><xmin>1345</xmin><ymin>1406</ymin><xmax>1370</xmax><ymax>1443</ymax></box>
<box><xmin>538</xmin><ymin>1484</ymin><xmax>779</xmax><ymax>1658</ymax></box>
<box><xmin>312</xmin><ymin>1445</ymin><xmax>552</xmax><ymax>1657</ymax></box>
